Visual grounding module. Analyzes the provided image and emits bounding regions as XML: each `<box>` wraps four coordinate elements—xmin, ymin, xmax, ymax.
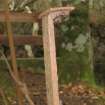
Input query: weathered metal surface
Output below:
<box><xmin>42</xmin><ymin>14</ymin><xmax>60</xmax><ymax>105</ymax></box>
<box><xmin>4</xmin><ymin>0</ymin><xmax>24</xmax><ymax>105</ymax></box>
<box><xmin>0</xmin><ymin>35</ymin><xmax>61</xmax><ymax>47</ymax></box>
<box><xmin>39</xmin><ymin>6</ymin><xmax>75</xmax><ymax>19</ymax></box>
<box><xmin>0</xmin><ymin>11</ymin><xmax>39</xmax><ymax>22</ymax></box>
<box><xmin>41</xmin><ymin>7</ymin><xmax>74</xmax><ymax>105</ymax></box>
<box><xmin>0</xmin><ymin>35</ymin><xmax>42</xmax><ymax>45</ymax></box>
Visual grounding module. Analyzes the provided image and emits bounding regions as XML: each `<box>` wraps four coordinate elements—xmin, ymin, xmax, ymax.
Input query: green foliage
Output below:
<box><xmin>66</xmin><ymin>0</ymin><xmax>83</xmax><ymax>5</ymax></box>
<box><xmin>57</xmin><ymin>2</ymin><xmax>95</xmax><ymax>85</ymax></box>
<box><xmin>90</xmin><ymin>0</ymin><xmax>105</xmax><ymax>23</ymax></box>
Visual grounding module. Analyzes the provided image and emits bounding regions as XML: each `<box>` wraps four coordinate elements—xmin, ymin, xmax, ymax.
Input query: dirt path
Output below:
<box><xmin>1</xmin><ymin>69</ymin><xmax>105</xmax><ymax>105</ymax></box>
<box><xmin>19</xmin><ymin>70</ymin><xmax>105</xmax><ymax>105</ymax></box>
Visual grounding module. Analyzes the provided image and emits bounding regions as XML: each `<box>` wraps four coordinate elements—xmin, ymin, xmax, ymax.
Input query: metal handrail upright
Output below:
<box><xmin>4</xmin><ymin>0</ymin><xmax>24</xmax><ymax>105</ymax></box>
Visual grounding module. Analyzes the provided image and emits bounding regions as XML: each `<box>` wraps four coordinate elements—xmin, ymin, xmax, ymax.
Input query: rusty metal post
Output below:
<box><xmin>42</xmin><ymin>14</ymin><xmax>60</xmax><ymax>105</ymax></box>
<box><xmin>4</xmin><ymin>0</ymin><xmax>24</xmax><ymax>105</ymax></box>
<box><xmin>40</xmin><ymin>7</ymin><xmax>75</xmax><ymax>105</ymax></box>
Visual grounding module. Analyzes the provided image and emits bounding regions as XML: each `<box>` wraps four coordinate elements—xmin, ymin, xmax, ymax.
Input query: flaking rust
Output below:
<box><xmin>40</xmin><ymin>6</ymin><xmax>75</xmax><ymax>105</ymax></box>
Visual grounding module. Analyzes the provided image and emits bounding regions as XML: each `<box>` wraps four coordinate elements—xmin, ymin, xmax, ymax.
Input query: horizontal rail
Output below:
<box><xmin>0</xmin><ymin>35</ymin><xmax>42</xmax><ymax>45</ymax></box>
<box><xmin>0</xmin><ymin>11</ymin><xmax>39</xmax><ymax>22</ymax></box>
<box><xmin>0</xmin><ymin>57</ymin><xmax>60</xmax><ymax>61</ymax></box>
<box><xmin>0</xmin><ymin>35</ymin><xmax>61</xmax><ymax>46</ymax></box>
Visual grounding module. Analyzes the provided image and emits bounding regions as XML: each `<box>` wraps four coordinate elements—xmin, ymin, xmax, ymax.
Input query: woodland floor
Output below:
<box><xmin>0</xmin><ymin>69</ymin><xmax>105</xmax><ymax>105</ymax></box>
